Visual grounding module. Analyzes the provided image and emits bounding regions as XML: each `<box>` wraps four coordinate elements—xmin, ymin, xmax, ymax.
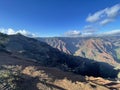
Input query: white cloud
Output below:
<box><xmin>84</xmin><ymin>25</ymin><xmax>93</xmax><ymax>29</ymax></box>
<box><xmin>64</xmin><ymin>30</ymin><xmax>81</xmax><ymax>37</ymax></box>
<box><xmin>0</xmin><ymin>28</ymin><xmax>36</xmax><ymax>37</ymax></box>
<box><xmin>0</xmin><ymin>28</ymin><xmax>16</xmax><ymax>35</ymax></box>
<box><xmin>100</xmin><ymin>19</ymin><xmax>114</xmax><ymax>25</ymax></box>
<box><xmin>83</xmin><ymin>25</ymin><xmax>97</xmax><ymax>33</ymax></box>
<box><xmin>86</xmin><ymin>10</ymin><xmax>105</xmax><ymax>22</ymax></box>
<box><xmin>64</xmin><ymin>30</ymin><xmax>95</xmax><ymax>37</ymax></box>
<box><xmin>102</xmin><ymin>29</ymin><xmax>120</xmax><ymax>35</ymax></box>
<box><xmin>106</xmin><ymin>4</ymin><xmax>120</xmax><ymax>17</ymax></box>
<box><xmin>7</xmin><ymin>28</ymin><xmax>16</xmax><ymax>35</ymax></box>
<box><xmin>63</xmin><ymin>29</ymin><xmax>120</xmax><ymax>37</ymax></box>
<box><xmin>86</xmin><ymin>4</ymin><xmax>120</xmax><ymax>23</ymax></box>
<box><xmin>81</xmin><ymin>32</ymin><xmax>94</xmax><ymax>36</ymax></box>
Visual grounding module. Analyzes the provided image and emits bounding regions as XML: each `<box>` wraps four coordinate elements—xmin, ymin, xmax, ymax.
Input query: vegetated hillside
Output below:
<box><xmin>38</xmin><ymin>36</ymin><xmax>120</xmax><ymax>66</ymax></box>
<box><xmin>0</xmin><ymin>33</ymin><xmax>120</xmax><ymax>89</ymax></box>
<box><xmin>0</xmin><ymin>51</ymin><xmax>120</xmax><ymax>90</ymax></box>
<box><xmin>0</xmin><ymin>33</ymin><xmax>119</xmax><ymax>78</ymax></box>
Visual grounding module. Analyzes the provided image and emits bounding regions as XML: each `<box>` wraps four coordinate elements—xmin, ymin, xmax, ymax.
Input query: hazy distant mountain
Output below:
<box><xmin>38</xmin><ymin>36</ymin><xmax>120</xmax><ymax>66</ymax></box>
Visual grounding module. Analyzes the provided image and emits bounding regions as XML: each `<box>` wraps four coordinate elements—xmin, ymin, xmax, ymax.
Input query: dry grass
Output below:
<box><xmin>22</xmin><ymin>66</ymin><xmax>109</xmax><ymax>90</ymax></box>
<box><xmin>0</xmin><ymin>52</ymin><xmax>120</xmax><ymax>90</ymax></box>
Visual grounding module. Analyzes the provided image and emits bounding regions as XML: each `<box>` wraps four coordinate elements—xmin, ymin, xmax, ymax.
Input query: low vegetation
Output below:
<box><xmin>115</xmin><ymin>48</ymin><xmax>120</xmax><ymax>60</ymax></box>
<box><xmin>0</xmin><ymin>65</ymin><xmax>120</xmax><ymax>90</ymax></box>
<box><xmin>0</xmin><ymin>65</ymin><xmax>20</xmax><ymax>90</ymax></box>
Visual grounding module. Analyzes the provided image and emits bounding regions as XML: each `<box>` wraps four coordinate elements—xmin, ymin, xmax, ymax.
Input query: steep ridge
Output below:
<box><xmin>39</xmin><ymin>37</ymin><xmax>83</xmax><ymax>54</ymax></box>
<box><xmin>0</xmin><ymin>33</ymin><xmax>119</xmax><ymax>78</ymax></box>
<box><xmin>0</xmin><ymin>33</ymin><xmax>120</xmax><ymax>90</ymax></box>
<box><xmin>74</xmin><ymin>38</ymin><xmax>117</xmax><ymax>65</ymax></box>
<box><xmin>40</xmin><ymin>37</ymin><xmax>71</xmax><ymax>54</ymax></box>
<box><xmin>38</xmin><ymin>37</ymin><xmax>120</xmax><ymax>66</ymax></box>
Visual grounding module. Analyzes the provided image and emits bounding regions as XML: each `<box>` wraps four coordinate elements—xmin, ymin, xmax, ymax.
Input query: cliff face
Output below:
<box><xmin>39</xmin><ymin>36</ymin><xmax>120</xmax><ymax>66</ymax></box>
<box><xmin>74</xmin><ymin>39</ymin><xmax>117</xmax><ymax>65</ymax></box>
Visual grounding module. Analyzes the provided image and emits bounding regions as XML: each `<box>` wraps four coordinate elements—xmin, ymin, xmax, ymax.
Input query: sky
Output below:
<box><xmin>0</xmin><ymin>0</ymin><xmax>120</xmax><ymax>37</ymax></box>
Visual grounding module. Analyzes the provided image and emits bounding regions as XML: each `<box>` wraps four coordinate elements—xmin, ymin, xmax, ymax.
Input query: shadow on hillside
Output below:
<box><xmin>0</xmin><ymin>65</ymin><xmax>66</xmax><ymax>90</ymax></box>
<box><xmin>16</xmin><ymin>74</ymin><xmax>66</xmax><ymax>90</ymax></box>
<box><xmin>72</xmin><ymin>56</ymin><xmax>120</xmax><ymax>79</ymax></box>
<box><xmin>54</xmin><ymin>54</ymin><xmax>120</xmax><ymax>79</ymax></box>
<box><xmin>16</xmin><ymin>75</ymin><xmax>39</xmax><ymax>90</ymax></box>
<box><xmin>0</xmin><ymin>50</ymin><xmax>119</xmax><ymax>83</ymax></box>
<box><xmin>35</xmin><ymin>66</ymin><xmax>86</xmax><ymax>83</ymax></box>
<box><xmin>113</xmin><ymin>46</ymin><xmax>120</xmax><ymax>63</ymax></box>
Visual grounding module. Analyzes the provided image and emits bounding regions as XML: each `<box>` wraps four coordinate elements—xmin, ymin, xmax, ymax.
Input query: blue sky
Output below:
<box><xmin>0</xmin><ymin>0</ymin><xmax>120</xmax><ymax>37</ymax></box>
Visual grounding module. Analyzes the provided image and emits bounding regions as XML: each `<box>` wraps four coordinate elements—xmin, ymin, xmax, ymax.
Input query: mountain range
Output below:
<box><xmin>0</xmin><ymin>33</ymin><xmax>120</xmax><ymax>90</ymax></box>
<box><xmin>39</xmin><ymin>36</ymin><xmax>120</xmax><ymax>66</ymax></box>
